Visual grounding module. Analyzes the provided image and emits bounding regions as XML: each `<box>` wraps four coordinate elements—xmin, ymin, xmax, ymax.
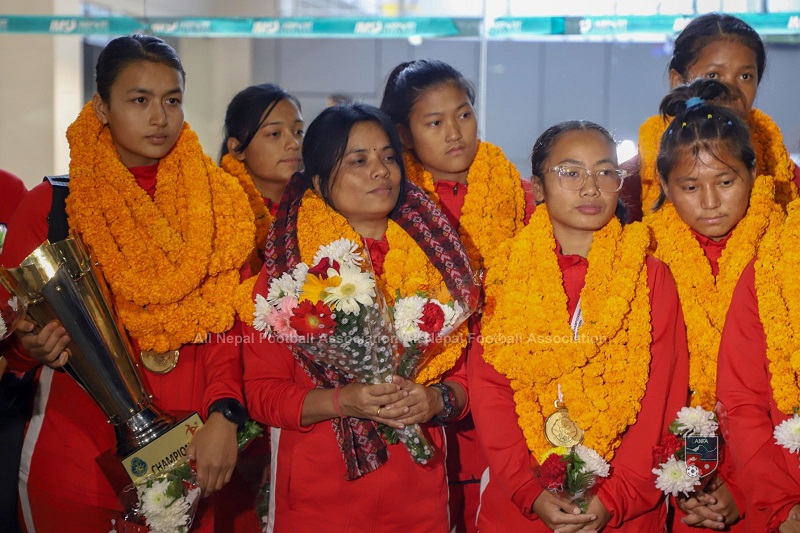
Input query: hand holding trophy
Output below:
<box><xmin>0</xmin><ymin>233</ymin><xmax>202</xmax><ymax>478</ymax></box>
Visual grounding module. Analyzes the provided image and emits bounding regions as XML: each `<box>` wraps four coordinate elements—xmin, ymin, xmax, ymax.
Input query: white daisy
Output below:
<box><xmin>440</xmin><ymin>300</ymin><xmax>464</xmax><ymax>329</ymax></box>
<box><xmin>393</xmin><ymin>296</ymin><xmax>426</xmax><ymax>326</ymax></box>
<box><xmin>138</xmin><ymin>479</ymin><xmax>192</xmax><ymax>533</ymax></box>
<box><xmin>291</xmin><ymin>262</ymin><xmax>310</xmax><ymax>291</ymax></box>
<box><xmin>267</xmin><ymin>272</ymin><xmax>300</xmax><ymax>303</ymax></box>
<box><xmin>575</xmin><ymin>444</ymin><xmax>611</xmax><ymax>478</ymax></box>
<box><xmin>675</xmin><ymin>406</ymin><xmax>718</xmax><ymax>436</ymax></box>
<box><xmin>652</xmin><ymin>456</ymin><xmax>701</xmax><ymax>497</ymax></box>
<box><xmin>774</xmin><ymin>415</ymin><xmax>800</xmax><ymax>453</ymax></box>
<box><xmin>323</xmin><ymin>263</ymin><xmax>375</xmax><ymax>315</ymax></box>
<box><xmin>397</xmin><ymin>322</ymin><xmax>430</xmax><ymax>347</ymax></box>
<box><xmin>252</xmin><ymin>294</ymin><xmax>272</xmax><ymax>333</ymax></box>
<box><xmin>313</xmin><ymin>238</ymin><xmax>363</xmax><ymax>268</ymax></box>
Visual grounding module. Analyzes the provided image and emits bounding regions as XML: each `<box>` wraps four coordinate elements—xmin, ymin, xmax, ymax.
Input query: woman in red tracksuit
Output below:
<box><xmin>379</xmin><ymin>58</ymin><xmax>535</xmax><ymax>533</ymax></box>
<box><xmin>2</xmin><ymin>35</ymin><xmax>258</xmax><ymax>532</ymax></box>
<box><xmin>470</xmin><ymin>120</ymin><xmax>689</xmax><ymax>532</ymax></box>
<box><xmin>244</xmin><ymin>103</ymin><xmax>478</xmax><ymax>532</ymax></box>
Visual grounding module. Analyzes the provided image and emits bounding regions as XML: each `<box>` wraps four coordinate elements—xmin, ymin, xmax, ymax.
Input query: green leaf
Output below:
<box><xmin>237</xmin><ymin>420</ymin><xmax>264</xmax><ymax>451</ymax></box>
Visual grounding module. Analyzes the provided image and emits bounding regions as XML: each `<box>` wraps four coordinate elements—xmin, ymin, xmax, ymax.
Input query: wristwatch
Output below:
<box><xmin>207</xmin><ymin>398</ymin><xmax>248</xmax><ymax>431</ymax></box>
<box><xmin>431</xmin><ymin>382</ymin><xmax>456</xmax><ymax>425</ymax></box>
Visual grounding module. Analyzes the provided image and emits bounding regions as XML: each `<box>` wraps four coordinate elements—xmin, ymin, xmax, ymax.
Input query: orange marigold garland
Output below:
<box><xmin>295</xmin><ymin>190</ymin><xmax>469</xmax><ymax>385</ymax></box>
<box><xmin>648</xmin><ymin>174</ymin><xmax>783</xmax><ymax>409</ymax></box>
<box><xmin>638</xmin><ymin>109</ymin><xmax>797</xmax><ymax>214</ymax></box>
<box><xmin>755</xmin><ymin>198</ymin><xmax>800</xmax><ymax>414</ymax></box>
<box><xmin>403</xmin><ymin>140</ymin><xmax>526</xmax><ymax>271</ymax></box>
<box><xmin>65</xmin><ymin>102</ymin><xmax>255</xmax><ymax>352</ymax></box>
<box><xmin>220</xmin><ymin>153</ymin><xmax>273</xmax><ymax>274</ymax></box>
<box><xmin>481</xmin><ymin>206</ymin><xmax>652</xmax><ymax>460</ymax></box>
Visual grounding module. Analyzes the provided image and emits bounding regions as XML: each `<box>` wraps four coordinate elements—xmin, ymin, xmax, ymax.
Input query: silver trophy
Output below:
<box><xmin>0</xmin><ymin>233</ymin><xmax>176</xmax><ymax>457</ymax></box>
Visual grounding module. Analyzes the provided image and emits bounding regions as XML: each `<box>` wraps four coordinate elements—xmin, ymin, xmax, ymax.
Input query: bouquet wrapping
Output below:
<box><xmin>254</xmin><ymin>237</ymin><xmax>465</xmax><ymax>463</ymax></box>
<box><xmin>252</xmin><ymin>176</ymin><xmax>480</xmax><ymax>479</ymax></box>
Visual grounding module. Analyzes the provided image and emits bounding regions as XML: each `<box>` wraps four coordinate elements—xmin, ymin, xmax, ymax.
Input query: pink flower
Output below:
<box><xmin>266</xmin><ymin>296</ymin><xmax>299</xmax><ymax>338</ymax></box>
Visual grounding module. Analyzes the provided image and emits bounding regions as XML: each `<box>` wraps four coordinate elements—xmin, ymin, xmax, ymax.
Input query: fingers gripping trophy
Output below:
<box><xmin>0</xmin><ymin>233</ymin><xmax>202</xmax><ymax>484</ymax></box>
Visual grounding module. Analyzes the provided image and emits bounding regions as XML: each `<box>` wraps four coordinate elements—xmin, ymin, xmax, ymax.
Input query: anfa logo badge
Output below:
<box><xmin>684</xmin><ymin>435</ymin><xmax>719</xmax><ymax>478</ymax></box>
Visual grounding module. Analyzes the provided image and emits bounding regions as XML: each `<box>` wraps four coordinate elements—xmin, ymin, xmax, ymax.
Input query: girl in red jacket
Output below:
<box><xmin>470</xmin><ymin>120</ymin><xmax>689</xmax><ymax>532</ymax></box>
<box><xmin>646</xmin><ymin>78</ymin><xmax>785</xmax><ymax>531</ymax></box>
<box><xmin>717</xmin><ymin>205</ymin><xmax>800</xmax><ymax>529</ymax></box>
<box><xmin>380</xmin><ymin>57</ymin><xmax>535</xmax><ymax>533</ymax></box>
<box><xmin>220</xmin><ymin>84</ymin><xmax>304</xmax><ymax>275</ymax></box>
<box><xmin>620</xmin><ymin>13</ymin><xmax>799</xmax><ymax>222</ymax></box>
<box><xmin>2</xmin><ymin>35</ymin><xmax>258</xmax><ymax>532</ymax></box>
<box><xmin>243</xmin><ymin>103</ymin><xmax>478</xmax><ymax>532</ymax></box>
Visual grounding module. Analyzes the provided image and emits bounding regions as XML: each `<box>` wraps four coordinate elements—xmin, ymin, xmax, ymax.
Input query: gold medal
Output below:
<box><xmin>140</xmin><ymin>350</ymin><xmax>179</xmax><ymax>374</ymax></box>
<box><xmin>545</xmin><ymin>401</ymin><xmax>584</xmax><ymax>448</ymax></box>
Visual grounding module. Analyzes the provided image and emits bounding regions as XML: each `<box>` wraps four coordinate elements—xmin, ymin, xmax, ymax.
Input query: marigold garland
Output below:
<box><xmin>403</xmin><ymin>141</ymin><xmax>526</xmax><ymax>272</ymax></box>
<box><xmin>755</xmin><ymin>198</ymin><xmax>800</xmax><ymax>414</ymax></box>
<box><xmin>65</xmin><ymin>102</ymin><xmax>255</xmax><ymax>352</ymax></box>
<box><xmin>295</xmin><ymin>190</ymin><xmax>468</xmax><ymax>385</ymax></box>
<box><xmin>220</xmin><ymin>153</ymin><xmax>273</xmax><ymax>274</ymax></box>
<box><xmin>481</xmin><ymin>205</ymin><xmax>652</xmax><ymax>460</ymax></box>
<box><xmin>648</xmin><ymin>174</ymin><xmax>783</xmax><ymax>409</ymax></box>
<box><xmin>638</xmin><ymin>109</ymin><xmax>797</xmax><ymax>214</ymax></box>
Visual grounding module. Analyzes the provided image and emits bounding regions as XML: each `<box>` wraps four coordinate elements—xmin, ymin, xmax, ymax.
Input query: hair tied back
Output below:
<box><xmin>686</xmin><ymin>96</ymin><xmax>705</xmax><ymax>109</ymax></box>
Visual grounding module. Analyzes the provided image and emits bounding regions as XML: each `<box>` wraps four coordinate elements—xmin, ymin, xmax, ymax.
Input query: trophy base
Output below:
<box><xmin>120</xmin><ymin>412</ymin><xmax>204</xmax><ymax>483</ymax></box>
<box><xmin>115</xmin><ymin>406</ymin><xmax>177</xmax><ymax>457</ymax></box>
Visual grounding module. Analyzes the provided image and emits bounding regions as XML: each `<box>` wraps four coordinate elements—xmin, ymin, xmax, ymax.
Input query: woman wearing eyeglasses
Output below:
<box><xmin>469</xmin><ymin>120</ymin><xmax>688</xmax><ymax>532</ymax></box>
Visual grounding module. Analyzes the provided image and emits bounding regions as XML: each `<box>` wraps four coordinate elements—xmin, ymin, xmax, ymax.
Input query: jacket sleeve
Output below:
<box><xmin>0</xmin><ymin>181</ymin><xmax>53</xmax><ymax>371</ymax></box>
<box><xmin>200</xmin><ymin>320</ymin><xmax>246</xmax><ymax>418</ymax></box>
<box><xmin>468</xmin><ymin>335</ymin><xmax>544</xmax><ymax>519</ymax></box>
<box><xmin>717</xmin><ymin>260</ymin><xmax>800</xmax><ymax>531</ymax></box>
<box><xmin>596</xmin><ymin>256</ymin><xmax>689</xmax><ymax>527</ymax></box>
<box><xmin>242</xmin><ymin>268</ymin><xmax>314</xmax><ymax>433</ymax></box>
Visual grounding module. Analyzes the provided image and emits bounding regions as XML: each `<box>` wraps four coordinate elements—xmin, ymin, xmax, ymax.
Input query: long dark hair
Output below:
<box><xmin>219</xmin><ymin>83</ymin><xmax>301</xmax><ymax>161</ymax></box>
<box><xmin>669</xmin><ymin>13</ymin><xmax>766</xmax><ymax>84</ymax></box>
<box><xmin>380</xmin><ymin>59</ymin><xmax>475</xmax><ymax>128</ymax></box>
<box><xmin>530</xmin><ymin>120</ymin><xmax>628</xmax><ymax>224</ymax></box>
<box><xmin>653</xmin><ymin>78</ymin><xmax>755</xmax><ymax>210</ymax></box>
<box><xmin>302</xmin><ymin>103</ymin><xmax>407</xmax><ymax>214</ymax></box>
<box><xmin>95</xmin><ymin>34</ymin><xmax>185</xmax><ymax>102</ymax></box>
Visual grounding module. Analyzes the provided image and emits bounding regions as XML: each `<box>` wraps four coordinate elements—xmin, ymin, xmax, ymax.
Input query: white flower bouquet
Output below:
<box><xmin>652</xmin><ymin>406</ymin><xmax>719</xmax><ymax>497</ymax></box>
<box><xmin>119</xmin><ymin>421</ymin><xmax>262</xmax><ymax>532</ymax></box>
<box><xmin>253</xmin><ymin>238</ymin><xmax>435</xmax><ymax>463</ymax></box>
<box><xmin>535</xmin><ymin>445</ymin><xmax>611</xmax><ymax>511</ymax></box>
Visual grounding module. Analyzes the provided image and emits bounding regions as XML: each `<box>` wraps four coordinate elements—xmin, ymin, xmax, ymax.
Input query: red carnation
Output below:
<box><xmin>536</xmin><ymin>453</ymin><xmax>567</xmax><ymax>491</ymax></box>
<box><xmin>652</xmin><ymin>433</ymin><xmax>684</xmax><ymax>466</ymax></box>
<box><xmin>289</xmin><ymin>300</ymin><xmax>336</xmax><ymax>338</ymax></box>
<box><xmin>308</xmin><ymin>257</ymin><xmax>340</xmax><ymax>278</ymax></box>
<box><xmin>418</xmin><ymin>302</ymin><xmax>445</xmax><ymax>335</ymax></box>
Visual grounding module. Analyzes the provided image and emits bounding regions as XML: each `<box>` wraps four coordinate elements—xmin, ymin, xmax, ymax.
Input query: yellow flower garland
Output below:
<box><xmin>638</xmin><ymin>109</ymin><xmax>797</xmax><ymax>213</ymax></box>
<box><xmin>296</xmin><ymin>190</ymin><xmax>469</xmax><ymax>385</ymax></box>
<box><xmin>220</xmin><ymin>153</ymin><xmax>273</xmax><ymax>274</ymax></box>
<box><xmin>403</xmin><ymin>141</ymin><xmax>526</xmax><ymax>272</ymax></box>
<box><xmin>648</xmin><ymin>174</ymin><xmax>783</xmax><ymax>409</ymax></box>
<box><xmin>755</xmin><ymin>198</ymin><xmax>800</xmax><ymax>414</ymax></box>
<box><xmin>482</xmin><ymin>206</ymin><xmax>652</xmax><ymax>460</ymax></box>
<box><xmin>65</xmin><ymin>102</ymin><xmax>255</xmax><ymax>352</ymax></box>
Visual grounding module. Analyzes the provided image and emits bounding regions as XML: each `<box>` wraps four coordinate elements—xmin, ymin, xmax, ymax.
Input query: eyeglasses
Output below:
<box><xmin>548</xmin><ymin>165</ymin><xmax>628</xmax><ymax>192</ymax></box>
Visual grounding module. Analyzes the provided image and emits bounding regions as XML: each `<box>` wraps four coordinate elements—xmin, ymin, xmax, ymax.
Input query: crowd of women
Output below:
<box><xmin>0</xmin><ymin>11</ymin><xmax>799</xmax><ymax>533</ymax></box>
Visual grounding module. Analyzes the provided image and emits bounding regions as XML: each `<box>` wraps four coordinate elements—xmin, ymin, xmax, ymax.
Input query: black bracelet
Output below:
<box><xmin>431</xmin><ymin>382</ymin><xmax>456</xmax><ymax>425</ymax></box>
<box><xmin>207</xmin><ymin>398</ymin><xmax>248</xmax><ymax>432</ymax></box>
